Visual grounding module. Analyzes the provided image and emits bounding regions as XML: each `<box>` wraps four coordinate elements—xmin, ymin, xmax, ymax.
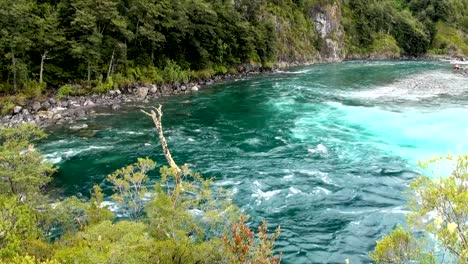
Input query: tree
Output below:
<box><xmin>0</xmin><ymin>124</ymin><xmax>55</xmax><ymax>201</ymax></box>
<box><xmin>0</xmin><ymin>195</ymin><xmax>39</xmax><ymax>259</ymax></box>
<box><xmin>0</xmin><ymin>0</ymin><xmax>35</xmax><ymax>91</ymax></box>
<box><xmin>127</xmin><ymin>0</ymin><xmax>166</xmax><ymax>65</ymax></box>
<box><xmin>107</xmin><ymin>158</ymin><xmax>156</xmax><ymax>220</ymax></box>
<box><xmin>372</xmin><ymin>155</ymin><xmax>468</xmax><ymax>263</ymax></box>
<box><xmin>34</xmin><ymin>3</ymin><xmax>65</xmax><ymax>84</ymax></box>
<box><xmin>69</xmin><ymin>0</ymin><xmax>130</xmax><ymax>82</ymax></box>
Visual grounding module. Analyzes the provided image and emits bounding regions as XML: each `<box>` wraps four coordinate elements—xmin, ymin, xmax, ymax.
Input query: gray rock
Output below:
<box><xmin>22</xmin><ymin>109</ymin><xmax>30</xmax><ymax>116</ymax></box>
<box><xmin>13</xmin><ymin>106</ymin><xmax>22</xmax><ymax>114</ymax></box>
<box><xmin>84</xmin><ymin>99</ymin><xmax>95</xmax><ymax>106</ymax></box>
<box><xmin>116</xmin><ymin>89</ymin><xmax>121</xmax><ymax>95</ymax></box>
<box><xmin>191</xmin><ymin>85</ymin><xmax>199</xmax><ymax>92</ymax></box>
<box><xmin>53</xmin><ymin>113</ymin><xmax>62</xmax><ymax>120</ymax></box>
<box><xmin>59</xmin><ymin>100</ymin><xmax>68</xmax><ymax>107</ymax></box>
<box><xmin>42</xmin><ymin>101</ymin><xmax>51</xmax><ymax>110</ymax></box>
<box><xmin>149</xmin><ymin>85</ymin><xmax>158</xmax><ymax>94</ymax></box>
<box><xmin>2</xmin><ymin>115</ymin><xmax>12</xmax><ymax>122</ymax></box>
<box><xmin>37</xmin><ymin>111</ymin><xmax>53</xmax><ymax>119</ymax></box>
<box><xmin>111</xmin><ymin>104</ymin><xmax>121</xmax><ymax>110</ymax></box>
<box><xmin>75</xmin><ymin>110</ymin><xmax>86</xmax><ymax>118</ymax></box>
<box><xmin>49</xmin><ymin>98</ymin><xmax>56</xmax><ymax>105</ymax></box>
<box><xmin>32</xmin><ymin>102</ymin><xmax>41</xmax><ymax>112</ymax></box>
<box><xmin>137</xmin><ymin>87</ymin><xmax>149</xmax><ymax>99</ymax></box>
<box><xmin>181</xmin><ymin>85</ymin><xmax>187</xmax><ymax>91</ymax></box>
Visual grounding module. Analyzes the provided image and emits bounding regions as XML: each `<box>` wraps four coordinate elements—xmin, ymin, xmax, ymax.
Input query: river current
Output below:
<box><xmin>39</xmin><ymin>61</ymin><xmax>468</xmax><ymax>263</ymax></box>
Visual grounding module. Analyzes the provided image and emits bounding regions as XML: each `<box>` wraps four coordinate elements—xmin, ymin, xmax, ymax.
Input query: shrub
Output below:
<box><xmin>213</xmin><ymin>65</ymin><xmax>228</xmax><ymax>75</ymax></box>
<box><xmin>371</xmin><ymin>155</ymin><xmax>468</xmax><ymax>263</ymax></box>
<box><xmin>0</xmin><ymin>99</ymin><xmax>15</xmax><ymax>115</ymax></box>
<box><xmin>192</xmin><ymin>68</ymin><xmax>215</xmax><ymax>80</ymax></box>
<box><xmin>23</xmin><ymin>80</ymin><xmax>46</xmax><ymax>99</ymax></box>
<box><xmin>56</xmin><ymin>84</ymin><xmax>73</xmax><ymax>100</ymax></box>
<box><xmin>161</xmin><ymin>60</ymin><xmax>190</xmax><ymax>84</ymax></box>
<box><xmin>92</xmin><ymin>76</ymin><xmax>114</xmax><ymax>94</ymax></box>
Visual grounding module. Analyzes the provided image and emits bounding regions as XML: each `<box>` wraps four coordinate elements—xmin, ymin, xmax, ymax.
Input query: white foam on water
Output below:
<box><xmin>251</xmin><ymin>189</ymin><xmax>282</xmax><ymax>201</ymax></box>
<box><xmin>274</xmin><ymin>136</ymin><xmax>288</xmax><ymax>144</ymax></box>
<box><xmin>117</xmin><ymin>131</ymin><xmax>145</xmax><ymax>135</ymax></box>
<box><xmin>286</xmin><ymin>187</ymin><xmax>303</xmax><ymax>198</ymax></box>
<box><xmin>276</xmin><ymin>69</ymin><xmax>312</xmax><ymax>74</ymax></box>
<box><xmin>308</xmin><ymin>144</ymin><xmax>328</xmax><ymax>155</ymax></box>
<box><xmin>251</xmin><ymin>181</ymin><xmax>282</xmax><ymax>204</ymax></box>
<box><xmin>244</xmin><ymin>137</ymin><xmax>261</xmax><ymax>146</ymax></box>
<box><xmin>348</xmin><ymin>71</ymin><xmax>468</xmax><ymax>101</ymax></box>
<box><xmin>44</xmin><ymin>145</ymin><xmax>113</xmax><ymax>164</ymax></box>
<box><xmin>311</xmin><ymin>187</ymin><xmax>332</xmax><ymax>195</ymax></box>
<box><xmin>214</xmin><ymin>180</ymin><xmax>242</xmax><ymax>187</ymax></box>
<box><xmin>327</xmin><ymin>101</ymin><xmax>468</xmax><ymax>165</ymax></box>
<box><xmin>298</xmin><ymin>170</ymin><xmax>335</xmax><ymax>185</ymax></box>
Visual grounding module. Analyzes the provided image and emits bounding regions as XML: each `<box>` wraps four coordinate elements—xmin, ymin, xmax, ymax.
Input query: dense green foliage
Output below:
<box><xmin>343</xmin><ymin>0</ymin><xmax>467</xmax><ymax>57</ymax></box>
<box><xmin>0</xmin><ymin>124</ymin><xmax>282</xmax><ymax>263</ymax></box>
<box><xmin>0</xmin><ymin>0</ymin><xmax>466</xmax><ymax>103</ymax></box>
<box><xmin>371</xmin><ymin>155</ymin><xmax>468</xmax><ymax>263</ymax></box>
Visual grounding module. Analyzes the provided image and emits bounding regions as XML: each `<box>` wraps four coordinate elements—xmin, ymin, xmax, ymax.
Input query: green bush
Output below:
<box><xmin>192</xmin><ymin>68</ymin><xmax>215</xmax><ymax>80</ymax></box>
<box><xmin>372</xmin><ymin>155</ymin><xmax>468</xmax><ymax>263</ymax></box>
<box><xmin>92</xmin><ymin>76</ymin><xmax>114</xmax><ymax>94</ymax></box>
<box><xmin>23</xmin><ymin>81</ymin><xmax>46</xmax><ymax>99</ymax></box>
<box><xmin>56</xmin><ymin>84</ymin><xmax>73</xmax><ymax>100</ymax></box>
<box><xmin>161</xmin><ymin>60</ymin><xmax>190</xmax><ymax>84</ymax></box>
<box><xmin>213</xmin><ymin>65</ymin><xmax>228</xmax><ymax>75</ymax></box>
<box><xmin>0</xmin><ymin>99</ymin><xmax>15</xmax><ymax>115</ymax></box>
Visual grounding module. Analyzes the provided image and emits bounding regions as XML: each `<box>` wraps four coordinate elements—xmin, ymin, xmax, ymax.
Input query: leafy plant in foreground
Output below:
<box><xmin>371</xmin><ymin>155</ymin><xmax>468</xmax><ymax>263</ymax></box>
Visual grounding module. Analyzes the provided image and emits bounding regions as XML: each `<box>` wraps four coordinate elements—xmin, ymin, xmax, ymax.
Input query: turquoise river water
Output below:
<box><xmin>39</xmin><ymin>61</ymin><xmax>468</xmax><ymax>263</ymax></box>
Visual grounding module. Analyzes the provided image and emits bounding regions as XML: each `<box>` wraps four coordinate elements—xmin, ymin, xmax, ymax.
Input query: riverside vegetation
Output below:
<box><xmin>0</xmin><ymin>0</ymin><xmax>467</xmax><ymax>116</ymax></box>
<box><xmin>0</xmin><ymin>110</ymin><xmax>283</xmax><ymax>263</ymax></box>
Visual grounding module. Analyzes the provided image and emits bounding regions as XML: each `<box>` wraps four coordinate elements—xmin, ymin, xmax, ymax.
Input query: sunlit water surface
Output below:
<box><xmin>39</xmin><ymin>61</ymin><xmax>468</xmax><ymax>263</ymax></box>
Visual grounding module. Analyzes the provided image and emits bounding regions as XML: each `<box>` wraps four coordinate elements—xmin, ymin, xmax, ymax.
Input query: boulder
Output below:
<box><xmin>191</xmin><ymin>85</ymin><xmax>199</xmax><ymax>92</ymax></box>
<box><xmin>181</xmin><ymin>85</ymin><xmax>187</xmax><ymax>91</ymax></box>
<box><xmin>32</xmin><ymin>102</ymin><xmax>41</xmax><ymax>112</ymax></box>
<box><xmin>111</xmin><ymin>104</ymin><xmax>121</xmax><ymax>110</ymax></box>
<box><xmin>149</xmin><ymin>85</ymin><xmax>158</xmax><ymax>94</ymax></box>
<box><xmin>59</xmin><ymin>100</ymin><xmax>68</xmax><ymax>107</ymax></box>
<box><xmin>84</xmin><ymin>99</ymin><xmax>95</xmax><ymax>106</ymax></box>
<box><xmin>37</xmin><ymin>110</ymin><xmax>53</xmax><ymax>119</ymax></box>
<box><xmin>75</xmin><ymin>110</ymin><xmax>86</xmax><ymax>118</ymax></box>
<box><xmin>13</xmin><ymin>106</ymin><xmax>22</xmax><ymax>114</ymax></box>
<box><xmin>41</xmin><ymin>101</ymin><xmax>51</xmax><ymax>110</ymax></box>
<box><xmin>137</xmin><ymin>87</ymin><xmax>149</xmax><ymax>99</ymax></box>
<box><xmin>53</xmin><ymin>113</ymin><xmax>62</xmax><ymax>120</ymax></box>
<box><xmin>49</xmin><ymin>98</ymin><xmax>57</xmax><ymax>105</ymax></box>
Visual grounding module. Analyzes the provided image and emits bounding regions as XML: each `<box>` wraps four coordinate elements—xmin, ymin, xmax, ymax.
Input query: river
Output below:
<box><xmin>39</xmin><ymin>60</ymin><xmax>468</xmax><ymax>263</ymax></box>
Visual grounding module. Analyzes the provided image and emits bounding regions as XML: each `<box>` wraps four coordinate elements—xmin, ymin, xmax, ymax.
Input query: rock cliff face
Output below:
<box><xmin>309</xmin><ymin>1</ymin><xmax>345</xmax><ymax>62</ymax></box>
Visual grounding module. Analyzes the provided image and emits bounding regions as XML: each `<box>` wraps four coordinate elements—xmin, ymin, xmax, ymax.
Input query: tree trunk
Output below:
<box><xmin>106</xmin><ymin>48</ymin><xmax>115</xmax><ymax>82</ymax></box>
<box><xmin>142</xmin><ymin>105</ymin><xmax>181</xmax><ymax>183</ymax></box>
<box><xmin>40</xmin><ymin>51</ymin><xmax>47</xmax><ymax>84</ymax></box>
<box><xmin>87</xmin><ymin>62</ymin><xmax>91</xmax><ymax>82</ymax></box>
<box><xmin>12</xmin><ymin>52</ymin><xmax>17</xmax><ymax>92</ymax></box>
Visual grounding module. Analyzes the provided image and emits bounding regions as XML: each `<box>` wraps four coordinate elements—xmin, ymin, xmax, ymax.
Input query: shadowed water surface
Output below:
<box><xmin>39</xmin><ymin>61</ymin><xmax>468</xmax><ymax>263</ymax></box>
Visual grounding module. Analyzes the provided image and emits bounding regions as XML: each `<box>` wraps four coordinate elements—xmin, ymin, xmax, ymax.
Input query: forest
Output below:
<box><xmin>0</xmin><ymin>0</ymin><xmax>467</xmax><ymax>107</ymax></box>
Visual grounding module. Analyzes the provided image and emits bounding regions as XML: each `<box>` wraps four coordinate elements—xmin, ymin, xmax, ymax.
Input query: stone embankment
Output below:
<box><xmin>0</xmin><ymin>70</ymin><xmax>262</xmax><ymax>128</ymax></box>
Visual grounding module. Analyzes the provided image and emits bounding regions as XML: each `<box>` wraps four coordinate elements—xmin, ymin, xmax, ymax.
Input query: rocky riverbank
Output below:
<box><xmin>0</xmin><ymin>70</ymin><xmax>264</xmax><ymax>128</ymax></box>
